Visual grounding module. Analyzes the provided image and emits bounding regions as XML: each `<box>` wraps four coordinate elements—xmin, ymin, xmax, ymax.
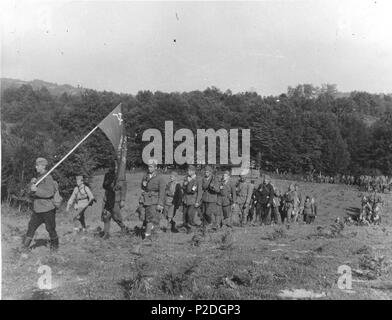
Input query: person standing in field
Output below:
<box><xmin>217</xmin><ymin>170</ymin><xmax>236</xmax><ymax>229</ymax></box>
<box><xmin>101</xmin><ymin>161</ymin><xmax>127</xmax><ymax>239</ymax></box>
<box><xmin>235</xmin><ymin>173</ymin><xmax>253</xmax><ymax>226</ymax></box>
<box><xmin>66</xmin><ymin>175</ymin><xmax>95</xmax><ymax>233</ymax></box>
<box><xmin>302</xmin><ymin>196</ymin><xmax>317</xmax><ymax>224</ymax></box>
<box><xmin>201</xmin><ymin>165</ymin><xmax>220</xmax><ymax>230</ymax></box>
<box><xmin>162</xmin><ymin>171</ymin><xmax>182</xmax><ymax>233</ymax></box>
<box><xmin>182</xmin><ymin>165</ymin><xmax>203</xmax><ymax>233</ymax></box>
<box><xmin>140</xmin><ymin>159</ymin><xmax>165</xmax><ymax>239</ymax></box>
<box><xmin>22</xmin><ymin>157</ymin><xmax>59</xmax><ymax>252</ymax></box>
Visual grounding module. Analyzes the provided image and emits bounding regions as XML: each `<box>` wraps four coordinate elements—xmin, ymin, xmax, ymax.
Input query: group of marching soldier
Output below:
<box><xmin>22</xmin><ymin>157</ymin><xmax>321</xmax><ymax>252</ymax></box>
<box><xmin>357</xmin><ymin>175</ymin><xmax>392</xmax><ymax>193</ymax></box>
<box><xmin>134</xmin><ymin>160</ymin><xmax>318</xmax><ymax>240</ymax></box>
<box><xmin>20</xmin><ymin>157</ymin><xmax>325</xmax><ymax>252</ymax></box>
<box><xmin>305</xmin><ymin>173</ymin><xmax>392</xmax><ymax>193</ymax></box>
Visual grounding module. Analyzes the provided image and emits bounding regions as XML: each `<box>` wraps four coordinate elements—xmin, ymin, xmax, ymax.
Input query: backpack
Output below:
<box><xmin>52</xmin><ymin>181</ymin><xmax>63</xmax><ymax>209</ymax></box>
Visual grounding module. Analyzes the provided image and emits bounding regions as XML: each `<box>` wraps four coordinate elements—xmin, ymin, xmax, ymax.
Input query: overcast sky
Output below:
<box><xmin>1</xmin><ymin>0</ymin><xmax>392</xmax><ymax>95</ymax></box>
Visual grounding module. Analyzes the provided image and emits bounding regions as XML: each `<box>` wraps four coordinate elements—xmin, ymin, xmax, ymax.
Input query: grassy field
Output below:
<box><xmin>2</xmin><ymin>172</ymin><xmax>392</xmax><ymax>300</ymax></box>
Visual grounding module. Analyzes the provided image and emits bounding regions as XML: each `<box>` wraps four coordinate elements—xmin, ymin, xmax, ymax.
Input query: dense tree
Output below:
<box><xmin>1</xmin><ymin>83</ymin><xmax>391</xmax><ymax>200</ymax></box>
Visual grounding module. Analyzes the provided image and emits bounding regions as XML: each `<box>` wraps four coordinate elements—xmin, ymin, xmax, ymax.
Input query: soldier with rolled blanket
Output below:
<box><xmin>182</xmin><ymin>165</ymin><xmax>203</xmax><ymax>233</ymax></box>
<box><xmin>235</xmin><ymin>173</ymin><xmax>253</xmax><ymax>226</ymax></box>
<box><xmin>217</xmin><ymin>170</ymin><xmax>237</xmax><ymax>228</ymax></box>
<box><xmin>22</xmin><ymin>157</ymin><xmax>59</xmax><ymax>252</ymax></box>
<box><xmin>162</xmin><ymin>172</ymin><xmax>182</xmax><ymax>233</ymax></box>
<box><xmin>140</xmin><ymin>159</ymin><xmax>165</xmax><ymax>239</ymax></box>
<box><xmin>201</xmin><ymin>165</ymin><xmax>221</xmax><ymax>229</ymax></box>
<box><xmin>101</xmin><ymin>161</ymin><xmax>127</xmax><ymax>239</ymax></box>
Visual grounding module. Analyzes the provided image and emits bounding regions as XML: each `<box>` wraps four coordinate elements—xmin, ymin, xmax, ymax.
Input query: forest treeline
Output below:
<box><xmin>1</xmin><ymin>82</ymin><xmax>392</xmax><ymax>198</ymax></box>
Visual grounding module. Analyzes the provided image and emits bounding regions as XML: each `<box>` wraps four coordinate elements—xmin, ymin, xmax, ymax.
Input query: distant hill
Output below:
<box><xmin>0</xmin><ymin>78</ymin><xmax>85</xmax><ymax>96</ymax></box>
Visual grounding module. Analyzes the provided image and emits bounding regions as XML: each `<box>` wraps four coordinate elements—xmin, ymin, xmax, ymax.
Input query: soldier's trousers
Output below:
<box><xmin>237</xmin><ymin>202</ymin><xmax>248</xmax><ymax>225</ymax></box>
<box><xmin>220</xmin><ymin>205</ymin><xmax>230</xmax><ymax>227</ymax></box>
<box><xmin>202</xmin><ymin>202</ymin><xmax>218</xmax><ymax>226</ymax></box>
<box><xmin>249</xmin><ymin>203</ymin><xmax>257</xmax><ymax>223</ymax></box>
<box><xmin>271</xmin><ymin>206</ymin><xmax>281</xmax><ymax>224</ymax></box>
<box><xmin>163</xmin><ymin>204</ymin><xmax>175</xmax><ymax>220</ymax></box>
<box><xmin>256</xmin><ymin>203</ymin><xmax>271</xmax><ymax>225</ymax></box>
<box><xmin>136</xmin><ymin>204</ymin><xmax>145</xmax><ymax>221</ymax></box>
<box><xmin>282</xmin><ymin>204</ymin><xmax>294</xmax><ymax>223</ymax></box>
<box><xmin>304</xmin><ymin>214</ymin><xmax>315</xmax><ymax>224</ymax></box>
<box><xmin>73</xmin><ymin>207</ymin><xmax>90</xmax><ymax>229</ymax></box>
<box><xmin>144</xmin><ymin>204</ymin><xmax>161</xmax><ymax>226</ymax></box>
<box><xmin>25</xmin><ymin>209</ymin><xmax>58</xmax><ymax>241</ymax></box>
<box><xmin>183</xmin><ymin>204</ymin><xmax>199</xmax><ymax>229</ymax></box>
<box><xmin>279</xmin><ymin>205</ymin><xmax>286</xmax><ymax>223</ymax></box>
<box><xmin>102</xmin><ymin>202</ymin><xmax>125</xmax><ymax>227</ymax></box>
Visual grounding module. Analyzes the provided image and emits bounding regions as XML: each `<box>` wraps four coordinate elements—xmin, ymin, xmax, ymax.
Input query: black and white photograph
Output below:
<box><xmin>1</xmin><ymin>0</ymin><xmax>392</xmax><ymax>303</ymax></box>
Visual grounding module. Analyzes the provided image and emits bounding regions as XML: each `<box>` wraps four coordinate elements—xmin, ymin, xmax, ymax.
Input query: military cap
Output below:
<box><xmin>187</xmin><ymin>165</ymin><xmax>196</xmax><ymax>171</ymax></box>
<box><xmin>36</xmin><ymin>157</ymin><xmax>48</xmax><ymax>166</ymax></box>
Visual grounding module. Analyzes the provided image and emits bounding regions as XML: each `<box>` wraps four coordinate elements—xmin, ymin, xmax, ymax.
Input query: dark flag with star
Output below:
<box><xmin>98</xmin><ymin>103</ymin><xmax>127</xmax><ymax>184</ymax></box>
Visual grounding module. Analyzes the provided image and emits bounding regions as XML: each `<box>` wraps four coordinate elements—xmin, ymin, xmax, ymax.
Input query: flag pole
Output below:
<box><xmin>35</xmin><ymin>126</ymin><xmax>98</xmax><ymax>186</ymax></box>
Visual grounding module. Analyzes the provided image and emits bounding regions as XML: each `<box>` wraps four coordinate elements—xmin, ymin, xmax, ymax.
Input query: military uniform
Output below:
<box><xmin>67</xmin><ymin>182</ymin><xmax>94</xmax><ymax>230</ymax></box>
<box><xmin>217</xmin><ymin>178</ymin><xmax>236</xmax><ymax>228</ymax></box>
<box><xmin>163</xmin><ymin>179</ymin><xmax>182</xmax><ymax>232</ymax></box>
<box><xmin>292</xmin><ymin>188</ymin><xmax>302</xmax><ymax>222</ymax></box>
<box><xmin>23</xmin><ymin>158</ymin><xmax>59</xmax><ymax>251</ymax></box>
<box><xmin>235</xmin><ymin>179</ymin><xmax>253</xmax><ymax>225</ymax></box>
<box><xmin>140</xmin><ymin>171</ymin><xmax>165</xmax><ymax>235</ymax></box>
<box><xmin>282</xmin><ymin>189</ymin><xmax>296</xmax><ymax>223</ymax></box>
<box><xmin>101</xmin><ymin>169</ymin><xmax>127</xmax><ymax>237</ymax></box>
<box><xmin>182</xmin><ymin>174</ymin><xmax>203</xmax><ymax>231</ymax></box>
<box><xmin>254</xmin><ymin>182</ymin><xmax>274</xmax><ymax>225</ymax></box>
<box><xmin>201</xmin><ymin>175</ymin><xmax>220</xmax><ymax>226</ymax></box>
<box><xmin>270</xmin><ymin>186</ymin><xmax>282</xmax><ymax>225</ymax></box>
<box><xmin>303</xmin><ymin>199</ymin><xmax>317</xmax><ymax>224</ymax></box>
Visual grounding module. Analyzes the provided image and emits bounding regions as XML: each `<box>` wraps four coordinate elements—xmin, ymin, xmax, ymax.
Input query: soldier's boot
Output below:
<box><xmin>102</xmin><ymin>221</ymin><xmax>111</xmax><ymax>239</ymax></box>
<box><xmin>161</xmin><ymin>218</ymin><xmax>169</xmax><ymax>232</ymax></box>
<box><xmin>21</xmin><ymin>236</ymin><xmax>33</xmax><ymax>252</ymax></box>
<box><xmin>144</xmin><ymin>222</ymin><xmax>154</xmax><ymax>239</ymax></box>
<box><xmin>50</xmin><ymin>238</ymin><xmax>59</xmax><ymax>252</ymax></box>
<box><xmin>115</xmin><ymin>219</ymin><xmax>127</xmax><ymax>234</ymax></box>
<box><xmin>170</xmin><ymin>220</ymin><xmax>179</xmax><ymax>233</ymax></box>
<box><xmin>120</xmin><ymin>225</ymin><xmax>129</xmax><ymax>234</ymax></box>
